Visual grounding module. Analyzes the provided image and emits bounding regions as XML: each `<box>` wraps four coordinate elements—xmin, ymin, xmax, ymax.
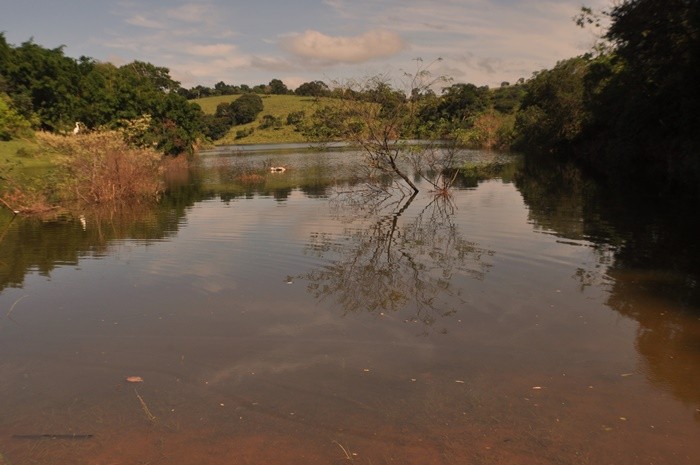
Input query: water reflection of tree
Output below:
<box><xmin>515</xmin><ymin>156</ymin><xmax>700</xmax><ymax>417</ymax></box>
<box><xmin>204</xmin><ymin>155</ymin><xmax>344</xmax><ymax>202</ymax></box>
<box><xmin>0</xmin><ymin>188</ymin><xmax>201</xmax><ymax>292</ymax></box>
<box><xmin>301</xmin><ymin>190</ymin><xmax>493</xmax><ymax>332</ymax></box>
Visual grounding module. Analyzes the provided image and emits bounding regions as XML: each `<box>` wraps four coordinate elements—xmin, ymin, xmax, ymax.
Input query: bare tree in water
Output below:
<box><xmin>303</xmin><ymin>59</ymin><xmax>461</xmax><ymax>197</ymax></box>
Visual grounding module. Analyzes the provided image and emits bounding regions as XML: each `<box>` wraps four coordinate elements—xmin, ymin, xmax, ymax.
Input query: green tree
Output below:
<box><xmin>437</xmin><ymin>83</ymin><xmax>489</xmax><ymax>125</ymax></box>
<box><xmin>74</xmin><ymin>58</ymin><xmax>120</xmax><ymax>128</ymax></box>
<box><xmin>0</xmin><ymin>93</ymin><xmax>34</xmax><ymax>140</ymax></box>
<box><xmin>268</xmin><ymin>79</ymin><xmax>289</xmax><ymax>95</ymax></box>
<box><xmin>514</xmin><ymin>57</ymin><xmax>589</xmax><ymax>154</ymax></box>
<box><xmin>215</xmin><ymin>101</ymin><xmax>236</xmax><ymax>124</ymax></box>
<box><xmin>4</xmin><ymin>39</ymin><xmax>82</xmax><ymax>131</ymax></box>
<box><xmin>150</xmin><ymin>93</ymin><xmax>203</xmax><ymax>155</ymax></box>
<box><xmin>214</xmin><ymin>81</ymin><xmax>239</xmax><ymax>95</ymax></box>
<box><xmin>200</xmin><ymin>114</ymin><xmax>232</xmax><ymax>140</ymax></box>
<box><xmin>295</xmin><ymin>80</ymin><xmax>330</xmax><ymax>97</ymax></box>
<box><xmin>230</xmin><ymin>93</ymin><xmax>263</xmax><ymax>124</ymax></box>
<box><xmin>587</xmin><ymin>0</ymin><xmax>700</xmax><ymax>187</ymax></box>
<box><xmin>490</xmin><ymin>82</ymin><xmax>525</xmax><ymax>114</ymax></box>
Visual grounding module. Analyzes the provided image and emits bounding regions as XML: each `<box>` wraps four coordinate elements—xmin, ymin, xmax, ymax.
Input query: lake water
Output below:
<box><xmin>0</xmin><ymin>147</ymin><xmax>699</xmax><ymax>465</ymax></box>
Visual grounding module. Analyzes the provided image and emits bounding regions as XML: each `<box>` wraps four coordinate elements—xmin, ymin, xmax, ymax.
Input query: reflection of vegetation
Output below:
<box><xmin>456</xmin><ymin>157</ymin><xmax>521</xmax><ymax>189</ymax></box>
<box><xmin>301</xmin><ymin>191</ymin><xmax>493</xmax><ymax>333</ymax></box>
<box><xmin>201</xmin><ymin>152</ymin><xmax>360</xmax><ymax>201</ymax></box>
<box><xmin>514</xmin><ymin>156</ymin><xmax>621</xmax><ymax>245</ymax></box>
<box><xmin>0</xmin><ymin>181</ymin><xmax>203</xmax><ymax>292</ymax></box>
<box><xmin>515</xmin><ymin>157</ymin><xmax>700</xmax><ymax>415</ymax></box>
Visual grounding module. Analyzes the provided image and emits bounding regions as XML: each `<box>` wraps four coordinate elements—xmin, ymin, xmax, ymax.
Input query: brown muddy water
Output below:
<box><xmin>0</xmin><ymin>148</ymin><xmax>699</xmax><ymax>465</ymax></box>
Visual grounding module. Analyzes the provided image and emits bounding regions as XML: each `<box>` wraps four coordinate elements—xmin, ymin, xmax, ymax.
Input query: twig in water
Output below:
<box><xmin>332</xmin><ymin>440</ymin><xmax>352</xmax><ymax>461</ymax></box>
<box><xmin>135</xmin><ymin>389</ymin><xmax>157</xmax><ymax>424</ymax></box>
<box><xmin>0</xmin><ymin>197</ymin><xmax>19</xmax><ymax>215</ymax></box>
<box><xmin>6</xmin><ymin>295</ymin><xmax>29</xmax><ymax>320</ymax></box>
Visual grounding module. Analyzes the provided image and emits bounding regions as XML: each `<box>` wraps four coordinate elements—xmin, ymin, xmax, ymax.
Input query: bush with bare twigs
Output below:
<box><xmin>37</xmin><ymin>131</ymin><xmax>165</xmax><ymax>205</ymax></box>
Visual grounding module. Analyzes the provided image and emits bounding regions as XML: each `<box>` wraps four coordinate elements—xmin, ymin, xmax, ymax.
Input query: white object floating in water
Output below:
<box><xmin>126</xmin><ymin>376</ymin><xmax>144</xmax><ymax>383</ymax></box>
<box><xmin>270</xmin><ymin>166</ymin><xmax>286</xmax><ymax>172</ymax></box>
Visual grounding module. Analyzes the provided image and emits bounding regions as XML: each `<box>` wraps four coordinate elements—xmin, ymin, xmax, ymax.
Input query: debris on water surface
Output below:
<box><xmin>532</xmin><ymin>386</ymin><xmax>543</xmax><ymax>390</ymax></box>
<box><xmin>126</xmin><ymin>376</ymin><xmax>144</xmax><ymax>383</ymax></box>
<box><xmin>455</xmin><ymin>380</ymin><xmax>465</xmax><ymax>384</ymax></box>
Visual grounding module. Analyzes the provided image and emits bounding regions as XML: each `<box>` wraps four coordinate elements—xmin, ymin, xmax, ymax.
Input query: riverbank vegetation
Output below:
<box><xmin>514</xmin><ymin>0</ymin><xmax>700</xmax><ymax>194</ymax></box>
<box><xmin>2</xmin><ymin>0</ymin><xmax>698</xmax><ymax>211</ymax></box>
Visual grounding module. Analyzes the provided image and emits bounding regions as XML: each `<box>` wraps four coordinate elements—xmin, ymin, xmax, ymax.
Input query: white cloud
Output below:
<box><xmin>185</xmin><ymin>43</ymin><xmax>239</xmax><ymax>57</ymax></box>
<box><xmin>250</xmin><ymin>56</ymin><xmax>297</xmax><ymax>72</ymax></box>
<box><xmin>165</xmin><ymin>3</ymin><xmax>212</xmax><ymax>23</ymax></box>
<box><xmin>283</xmin><ymin>29</ymin><xmax>406</xmax><ymax>65</ymax></box>
<box><xmin>125</xmin><ymin>14</ymin><xmax>165</xmax><ymax>29</ymax></box>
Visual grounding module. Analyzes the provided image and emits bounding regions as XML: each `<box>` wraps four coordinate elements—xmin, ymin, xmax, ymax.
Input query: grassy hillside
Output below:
<box><xmin>192</xmin><ymin>94</ymin><xmax>325</xmax><ymax>145</ymax></box>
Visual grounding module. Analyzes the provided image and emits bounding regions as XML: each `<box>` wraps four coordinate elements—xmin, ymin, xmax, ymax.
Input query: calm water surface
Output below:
<box><xmin>0</xmin><ymin>148</ymin><xmax>699</xmax><ymax>465</ymax></box>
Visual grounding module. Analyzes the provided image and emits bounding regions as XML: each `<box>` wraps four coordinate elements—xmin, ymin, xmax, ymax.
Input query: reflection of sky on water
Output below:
<box><xmin>1</xmin><ymin>152</ymin><xmax>699</xmax><ymax>464</ymax></box>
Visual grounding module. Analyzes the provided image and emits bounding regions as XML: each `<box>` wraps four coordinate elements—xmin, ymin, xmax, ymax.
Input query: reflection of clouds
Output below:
<box><xmin>204</xmin><ymin>300</ymin><xmax>441</xmax><ymax>386</ymax></box>
<box><xmin>135</xmin><ymin>194</ymin><xmax>343</xmax><ymax>294</ymax></box>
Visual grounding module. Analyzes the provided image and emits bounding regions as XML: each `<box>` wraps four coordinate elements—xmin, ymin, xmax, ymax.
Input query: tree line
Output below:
<box><xmin>0</xmin><ymin>30</ymin><xmax>525</xmax><ymax>154</ymax></box>
<box><xmin>2</xmin><ymin>0</ymin><xmax>697</xmax><ymax>194</ymax></box>
<box><xmin>0</xmin><ymin>34</ymin><xmax>202</xmax><ymax>155</ymax></box>
<box><xmin>513</xmin><ymin>0</ymin><xmax>700</xmax><ymax>193</ymax></box>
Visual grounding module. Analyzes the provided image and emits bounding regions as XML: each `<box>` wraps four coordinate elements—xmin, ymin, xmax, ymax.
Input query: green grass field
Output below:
<box><xmin>192</xmin><ymin>94</ymin><xmax>325</xmax><ymax>146</ymax></box>
<box><xmin>0</xmin><ymin>139</ymin><xmax>53</xmax><ymax>170</ymax></box>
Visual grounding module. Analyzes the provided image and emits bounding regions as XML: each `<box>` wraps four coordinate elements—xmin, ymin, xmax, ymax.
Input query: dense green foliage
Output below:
<box><xmin>230</xmin><ymin>93</ymin><xmax>264</xmax><ymax>123</ymax></box>
<box><xmin>0</xmin><ymin>92</ymin><xmax>34</xmax><ymax>140</ymax></box>
<box><xmin>512</xmin><ymin>0</ymin><xmax>700</xmax><ymax>193</ymax></box>
<box><xmin>294</xmin><ymin>81</ymin><xmax>331</xmax><ymax>97</ymax></box>
<box><xmin>591</xmin><ymin>0</ymin><xmax>700</xmax><ymax>187</ymax></box>
<box><xmin>514</xmin><ymin>57</ymin><xmax>589</xmax><ymax>154</ymax></box>
<box><xmin>0</xmin><ymin>34</ymin><xmax>203</xmax><ymax>155</ymax></box>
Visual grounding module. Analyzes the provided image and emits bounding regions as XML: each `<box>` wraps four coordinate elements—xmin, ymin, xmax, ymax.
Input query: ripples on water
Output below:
<box><xmin>0</xmin><ymin>148</ymin><xmax>698</xmax><ymax>464</ymax></box>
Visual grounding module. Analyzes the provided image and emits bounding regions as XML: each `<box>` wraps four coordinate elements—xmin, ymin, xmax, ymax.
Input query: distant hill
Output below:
<box><xmin>192</xmin><ymin>94</ymin><xmax>325</xmax><ymax>145</ymax></box>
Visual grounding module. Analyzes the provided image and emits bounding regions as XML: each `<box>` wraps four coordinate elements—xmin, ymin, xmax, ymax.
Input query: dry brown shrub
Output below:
<box><xmin>37</xmin><ymin>131</ymin><xmax>164</xmax><ymax>205</ymax></box>
<box><xmin>0</xmin><ymin>186</ymin><xmax>56</xmax><ymax>216</ymax></box>
<box><xmin>162</xmin><ymin>154</ymin><xmax>191</xmax><ymax>187</ymax></box>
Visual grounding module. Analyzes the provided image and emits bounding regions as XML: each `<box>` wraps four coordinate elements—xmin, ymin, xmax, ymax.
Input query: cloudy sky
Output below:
<box><xmin>1</xmin><ymin>0</ymin><xmax>609</xmax><ymax>90</ymax></box>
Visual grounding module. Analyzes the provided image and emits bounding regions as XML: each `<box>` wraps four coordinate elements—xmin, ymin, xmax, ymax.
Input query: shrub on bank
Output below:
<box><xmin>37</xmin><ymin>131</ymin><xmax>164</xmax><ymax>204</ymax></box>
